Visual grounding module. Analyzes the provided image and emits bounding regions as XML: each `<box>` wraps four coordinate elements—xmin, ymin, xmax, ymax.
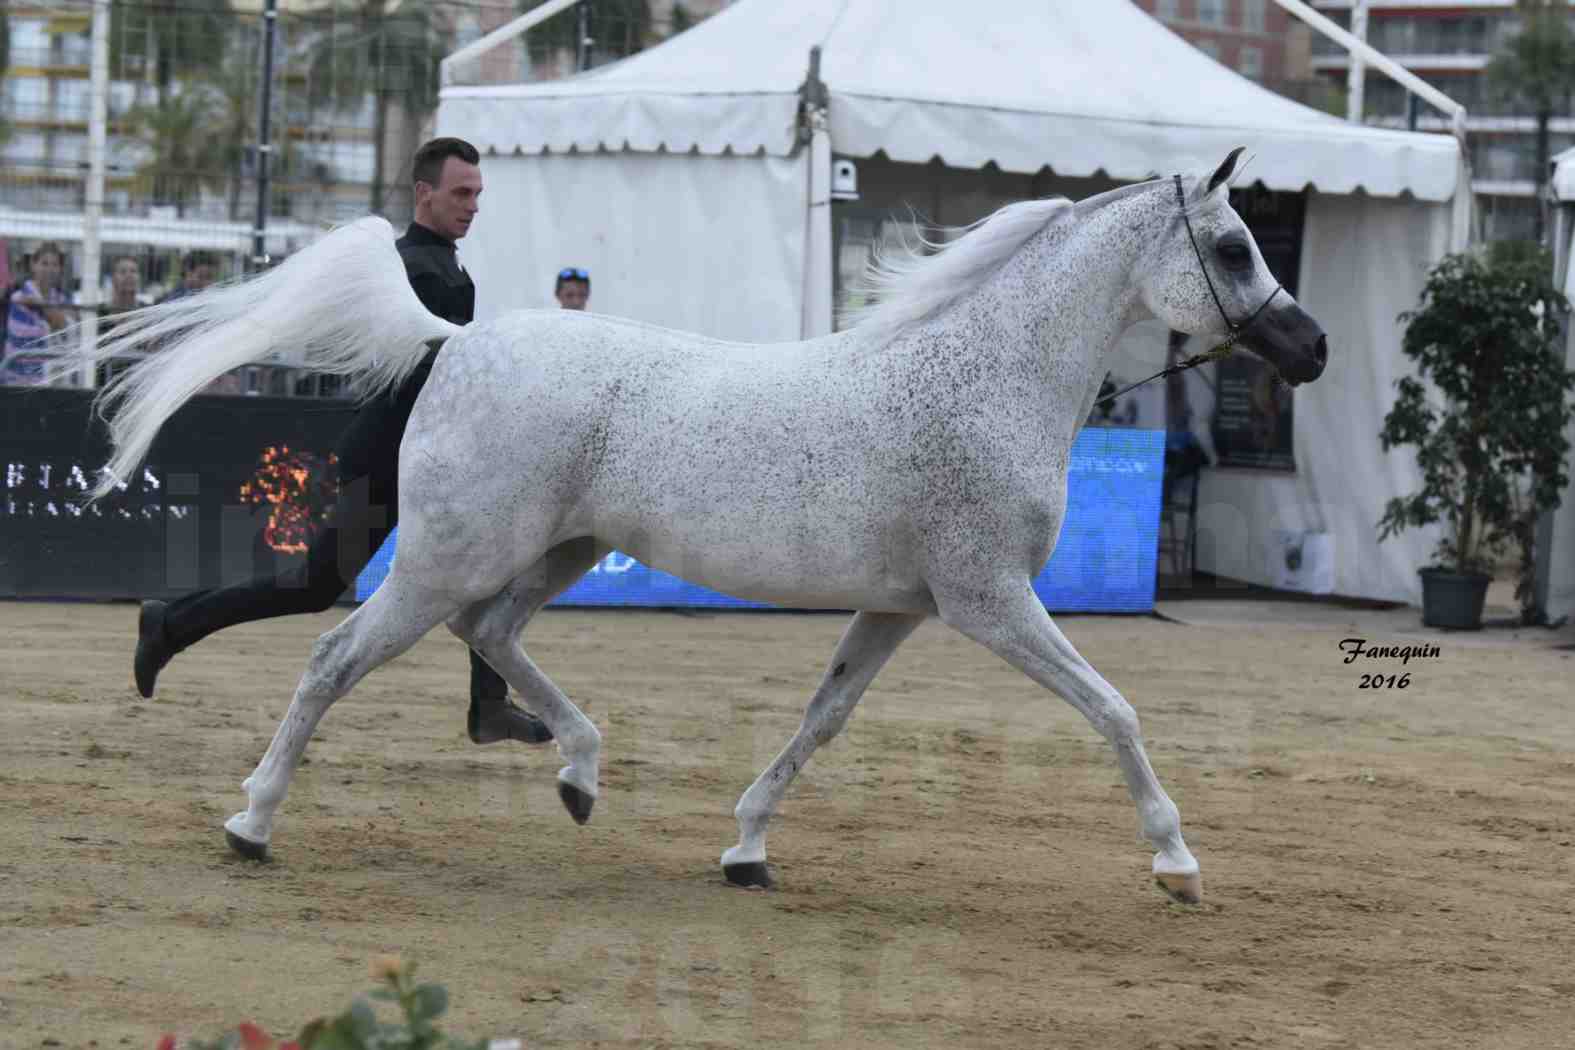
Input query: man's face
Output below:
<box><xmin>112</xmin><ymin>258</ymin><xmax>140</xmax><ymax>297</ymax></box>
<box><xmin>186</xmin><ymin>263</ymin><xmax>216</xmax><ymax>292</ymax></box>
<box><xmin>556</xmin><ymin>280</ymin><xmax>589</xmax><ymax>310</ymax></box>
<box><xmin>416</xmin><ymin>156</ymin><xmax>483</xmax><ymax>241</ymax></box>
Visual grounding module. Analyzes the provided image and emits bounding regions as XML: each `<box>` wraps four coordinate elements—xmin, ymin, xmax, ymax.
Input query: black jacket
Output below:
<box><xmin>396</xmin><ymin>222</ymin><xmax>474</xmax><ymax>326</ymax></box>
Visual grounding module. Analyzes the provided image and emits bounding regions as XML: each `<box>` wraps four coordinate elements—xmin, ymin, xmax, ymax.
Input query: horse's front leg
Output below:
<box><xmin>722</xmin><ymin>610</ymin><xmax>925</xmax><ymax>888</ymax></box>
<box><xmin>934</xmin><ymin>580</ymin><xmax>1201</xmax><ymax>903</ymax></box>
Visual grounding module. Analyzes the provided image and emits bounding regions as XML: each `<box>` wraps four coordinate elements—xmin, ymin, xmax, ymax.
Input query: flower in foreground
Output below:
<box><xmin>368</xmin><ymin>954</ymin><xmax>405</xmax><ymax>982</ymax></box>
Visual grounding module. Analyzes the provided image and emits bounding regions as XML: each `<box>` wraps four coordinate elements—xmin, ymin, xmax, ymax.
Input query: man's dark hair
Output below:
<box><xmin>412</xmin><ymin>137</ymin><xmax>481</xmax><ymax>188</ymax></box>
<box><xmin>184</xmin><ymin>250</ymin><xmax>217</xmax><ymax>274</ymax></box>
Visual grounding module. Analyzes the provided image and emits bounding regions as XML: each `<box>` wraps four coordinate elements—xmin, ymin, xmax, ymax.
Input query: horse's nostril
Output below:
<box><xmin>1312</xmin><ymin>334</ymin><xmax>1328</xmax><ymax>369</ymax></box>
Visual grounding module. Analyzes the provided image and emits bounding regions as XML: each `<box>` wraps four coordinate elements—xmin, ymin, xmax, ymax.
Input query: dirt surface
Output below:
<box><xmin>3</xmin><ymin>598</ymin><xmax>1573</xmax><ymax>1049</ymax></box>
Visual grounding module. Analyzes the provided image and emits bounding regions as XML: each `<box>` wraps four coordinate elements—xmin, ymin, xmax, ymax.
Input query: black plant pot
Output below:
<box><xmin>1419</xmin><ymin>567</ymin><xmax>1491</xmax><ymax>630</ymax></box>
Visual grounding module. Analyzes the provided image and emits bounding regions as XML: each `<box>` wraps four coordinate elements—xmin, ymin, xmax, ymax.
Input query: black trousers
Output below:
<box><xmin>159</xmin><ymin>352</ymin><xmax>508</xmax><ymax>700</ymax></box>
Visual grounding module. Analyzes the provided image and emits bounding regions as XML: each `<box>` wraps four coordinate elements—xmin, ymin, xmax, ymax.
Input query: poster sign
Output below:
<box><xmin>1211</xmin><ymin>187</ymin><xmax>1306</xmax><ymax>472</ymax></box>
<box><xmin>357</xmin><ymin>428</ymin><xmax>1167</xmax><ymax>614</ymax></box>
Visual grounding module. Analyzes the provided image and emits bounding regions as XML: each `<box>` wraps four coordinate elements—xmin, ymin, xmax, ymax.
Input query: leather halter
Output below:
<box><xmin>1173</xmin><ymin>173</ymin><xmax>1282</xmax><ymax>345</ymax></box>
<box><xmin>1093</xmin><ymin>176</ymin><xmax>1284</xmax><ymax>409</ymax></box>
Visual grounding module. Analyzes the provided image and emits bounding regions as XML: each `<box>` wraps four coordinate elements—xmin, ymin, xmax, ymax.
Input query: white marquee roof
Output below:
<box><xmin>440</xmin><ymin>0</ymin><xmax>1462</xmax><ymax>200</ymax></box>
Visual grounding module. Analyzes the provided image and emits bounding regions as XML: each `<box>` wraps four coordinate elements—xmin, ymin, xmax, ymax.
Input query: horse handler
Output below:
<box><xmin>133</xmin><ymin>137</ymin><xmax>552</xmax><ymax>748</ymax></box>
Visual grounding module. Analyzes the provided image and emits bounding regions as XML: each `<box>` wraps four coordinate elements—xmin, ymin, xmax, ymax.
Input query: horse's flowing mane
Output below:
<box><xmin>839</xmin><ymin>198</ymin><xmax>1075</xmax><ymax>345</ymax></box>
<box><xmin>840</xmin><ymin>170</ymin><xmax>1231</xmax><ymax>347</ymax></box>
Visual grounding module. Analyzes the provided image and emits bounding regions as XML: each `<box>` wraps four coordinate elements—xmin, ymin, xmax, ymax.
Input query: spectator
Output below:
<box><xmin>3</xmin><ymin>242</ymin><xmax>71</xmax><ymax>386</ymax></box>
<box><xmin>156</xmin><ymin>252</ymin><xmax>243</xmax><ymax>391</ymax></box>
<box><xmin>555</xmin><ymin>267</ymin><xmax>590</xmax><ymax>310</ymax></box>
<box><xmin>159</xmin><ymin>250</ymin><xmax>219</xmax><ymax>304</ymax></box>
<box><xmin>98</xmin><ymin>255</ymin><xmax>149</xmax><ymax>386</ymax></box>
<box><xmin>106</xmin><ymin>255</ymin><xmax>145</xmax><ymax>315</ymax></box>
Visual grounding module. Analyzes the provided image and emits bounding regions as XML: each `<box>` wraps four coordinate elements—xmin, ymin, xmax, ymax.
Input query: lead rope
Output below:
<box><xmin>1093</xmin><ymin>341</ymin><xmax>1237</xmax><ymax>408</ymax></box>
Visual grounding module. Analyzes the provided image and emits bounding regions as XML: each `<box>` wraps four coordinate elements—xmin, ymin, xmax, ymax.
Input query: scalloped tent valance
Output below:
<box><xmin>439</xmin><ymin>0</ymin><xmax>1461</xmax><ymax>201</ymax></box>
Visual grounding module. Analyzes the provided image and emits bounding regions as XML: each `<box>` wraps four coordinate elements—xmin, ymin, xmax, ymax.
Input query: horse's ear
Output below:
<box><xmin>1206</xmin><ymin>147</ymin><xmax>1247</xmax><ymax>197</ymax></box>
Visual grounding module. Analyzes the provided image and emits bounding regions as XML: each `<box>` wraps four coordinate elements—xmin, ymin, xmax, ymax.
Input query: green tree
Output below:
<box><xmin>304</xmin><ymin>0</ymin><xmax>447</xmax><ymax>215</ymax></box>
<box><xmin>1379</xmin><ymin>250</ymin><xmax>1575</xmax><ymax>622</ymax></box>
<box><xmin>1</xmin><ymin>0</ymin><xmax>12</xmax><ymax>144</ymax></box>
<box><xmin>127</xmin><ymin>89</ymin><xmax>227</xmax><ymax>216</ymax></box>
<box><xmin>515</xmin><ymin>0</ymin><xmax>652</xmax><ymax>67</ymax></box>
<box><xmin>1</xmin><ymin>0</ymin><xmax>11</xmax><ymax>81</ymax></box>
<box><xmin>200</xmin><ymin>48</ymin><xmax>308</xmax><ymax>223</ymax></box>
<box><xmin>1485</xmin><ymin>0</ymin><xmax>1575</xmax><ymax>243</ymax></box>
<box><xmin>111</xmin><ymin>0</ymin><xmax>233</xmax><ymax>104</ymax></box>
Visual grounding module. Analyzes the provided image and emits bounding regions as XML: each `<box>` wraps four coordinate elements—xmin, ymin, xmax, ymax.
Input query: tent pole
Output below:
<box><xmin>799</xmin><ymin>47</ymin><xmax>833</xmax><ymax>340</ymax></box>
<box><xmin>252</xmin><ymin>0</ymin><xmax>278</xmax><ymax>272</ymax></box>
<box><xmin>77</xmin><ymin>0</ymin><xmax>111</xmax><ymax>388</ymax></box>
<box><xmin>1347</xmin><ymin>0</ymin><xmax>1367</xmax><ymax>124</ymax></box>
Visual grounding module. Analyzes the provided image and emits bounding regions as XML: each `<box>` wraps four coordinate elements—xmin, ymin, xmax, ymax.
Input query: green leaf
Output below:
<box><xmin>306</xmin><ymin>1017</ymin><xmax>364</xmax><ymax>1050</ymax></box>
<box><xmin>349</xmin><ymin>997</ymin><xmax>380</xmax><ymax>1039</ymax></box>
<box><xmin>408</xmin><ymin>983</ymin><xmax>449</xmax><ymax>1022</ymax></box>
<box><xmin>367</xmin><ymin>987</ymin><xmax>400</xmax><ymax>1002</ymax></box>
<box><xmin>296</xmin><ymin>1018</ymin><xmax>330</xmax><ymax>1049</ymax></box>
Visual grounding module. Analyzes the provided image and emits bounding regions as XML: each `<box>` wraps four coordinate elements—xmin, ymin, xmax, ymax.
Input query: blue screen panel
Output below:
<box><xmin>355</xmin><ymin>427</ymin><xmax>1162</xmax><ymax>613</ymax></box>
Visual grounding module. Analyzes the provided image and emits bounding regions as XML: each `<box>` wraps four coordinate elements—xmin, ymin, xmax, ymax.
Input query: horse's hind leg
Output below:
<box><xmin>721</xmin><ymin>611</ymin><xmax>925</xmax><ymax>888</ymax></box>
<box><xmin>222</xmin><ymin>574</ymin><xmax>457</xmax><ymax>859</ymax></box>
<box><xmin>447</xmin><ymin>538</ymin><xmax>610</xmax><ymax>825</ymax></box>
<box><xmin>935</xmin><ymin>581</ymin><xmax>1201</xmax><ymax>903</ymax></box>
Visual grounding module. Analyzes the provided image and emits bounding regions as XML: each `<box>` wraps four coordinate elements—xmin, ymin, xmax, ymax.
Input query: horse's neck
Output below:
<box><xmin>937</xmin><ymin>191</ymin><xmax>1155</xmax><ymax>398</ymax></box>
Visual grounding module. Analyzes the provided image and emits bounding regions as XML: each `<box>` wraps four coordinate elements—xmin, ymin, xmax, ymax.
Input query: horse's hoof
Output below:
<box><xmin>723</xmin><ymin>861</ymin><xmax>774</xmax><ymax>889</ymax></box>
<box><xmin>557</xmin><ymin>780</ymin><xmax>595</xmax><ymax>825</ymax></box>
<box><xmin>1155</xmin><ymin>871</ymin><xmax>1202</xmax><ymax>904</ymax></box>
<box><xmin>225</xmin><ymin>828</ymin><xmax>270</xmax><ymax>862</ymax></box>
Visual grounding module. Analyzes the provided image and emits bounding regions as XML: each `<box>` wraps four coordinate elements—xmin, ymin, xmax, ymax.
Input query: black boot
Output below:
<box><xmin>133</xmin><ymin>600</ymin><xmax>177</xmax><ymax>698</ymax></box>
<box><xmin>466</xmin><ymin>650</ymin><xmax>553</xmax><ymax>745</ymax></box>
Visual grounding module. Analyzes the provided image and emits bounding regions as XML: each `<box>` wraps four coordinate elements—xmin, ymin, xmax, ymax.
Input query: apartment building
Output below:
<box><xmin>1</xmin><ymin>0</ymin><xmax>391</xmax><ymax>247</ymax></box>
<box><xmin>1132</xmin><ymin>0</ymin><xmax>1332</xmax><ymax>107</ymax></box>
<box><xmin>1310</xmin><ymin>0</ymin><xmax>1575</xmax><ymax>241</ymax></box>
<box><xmin>0</xmin><ymin>0</ymin><xmax>732</xmax><ymax>282</ymax></box>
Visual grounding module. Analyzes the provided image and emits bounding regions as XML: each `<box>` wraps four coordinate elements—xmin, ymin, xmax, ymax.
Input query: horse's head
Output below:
<box><xmin>1136</xmin><ymin>148</ymin><xmax>1328</xmax><ymax>386</ymax></box>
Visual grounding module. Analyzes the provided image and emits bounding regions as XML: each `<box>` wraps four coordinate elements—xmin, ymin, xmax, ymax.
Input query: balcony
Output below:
<box><xmin>1312</xmin><ymin>51</ymin><xmax>1491</xmax><ymax>70</ymax></box>
<box><xmin>1312</xmin><ymin>1</ymin><xmax>1519</xmax><ymax>9</ymax></box>
<box><xmin>1309</xmin><ymin>10</ymin><xmax>1528</xmax><ymax>57</ymax></box>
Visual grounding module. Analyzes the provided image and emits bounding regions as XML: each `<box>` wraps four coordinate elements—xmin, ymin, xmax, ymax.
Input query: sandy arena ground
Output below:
<box><xmin>2</xmin><ymin>593</ymin><xmax>1573</xmax><ymax>1049</ymax></box>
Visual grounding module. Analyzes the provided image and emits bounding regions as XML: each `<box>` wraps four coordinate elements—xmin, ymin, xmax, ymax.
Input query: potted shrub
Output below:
<box><xmin>1378</xmin><ymin>246</ymin><xmax>1575</xmax><ymax>629</ymax></box>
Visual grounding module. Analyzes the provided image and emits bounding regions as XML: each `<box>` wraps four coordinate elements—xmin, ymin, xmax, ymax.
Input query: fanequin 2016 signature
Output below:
<box><xmin>1338</xmin><ymin>637</ymin><xmax>1442</xmax><ymax>689</ymax></box>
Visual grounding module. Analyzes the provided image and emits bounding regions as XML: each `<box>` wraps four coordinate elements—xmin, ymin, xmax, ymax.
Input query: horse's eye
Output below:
<box><xmin>1217</xmin><ymin>242</ymin><xmax>1251</xmax><ymax>268</ymax></box>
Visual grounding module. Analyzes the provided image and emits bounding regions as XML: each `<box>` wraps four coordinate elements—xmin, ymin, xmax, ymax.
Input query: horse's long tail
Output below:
<box><xmin>85</xmin><ymin>216</ymin><xmax>459</xmax><ymax>500</ymax></box>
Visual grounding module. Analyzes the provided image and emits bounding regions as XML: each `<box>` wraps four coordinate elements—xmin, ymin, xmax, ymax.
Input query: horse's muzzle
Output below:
<box><xmin>1245</xmin><ymin>304</ymin><xmax>1328</xmax><ymax>386</ymax></box>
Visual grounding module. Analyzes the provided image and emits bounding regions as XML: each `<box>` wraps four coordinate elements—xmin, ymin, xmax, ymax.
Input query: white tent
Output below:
<box><xmin>1541</xmin><ymin>146</ymin><xmax>1575</xmax><ymax>622</ymax></box>
<box><xmin>437</xmin><ymin>0</ymin><xmax>1468</xmax><ymax>603</ymax></box>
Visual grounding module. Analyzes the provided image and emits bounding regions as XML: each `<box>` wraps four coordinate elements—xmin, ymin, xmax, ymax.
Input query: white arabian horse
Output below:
<box><xmin>88</xmin><ymin>148</ymin><xmax>1326</xmax><ymax>903</ymax></box>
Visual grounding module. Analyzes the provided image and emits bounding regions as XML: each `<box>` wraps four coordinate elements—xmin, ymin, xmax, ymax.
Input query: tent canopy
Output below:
<box><xmin>441</xmin><ymin>0</ymin><xmax>1460</xmax><ymax>201</ymax></box>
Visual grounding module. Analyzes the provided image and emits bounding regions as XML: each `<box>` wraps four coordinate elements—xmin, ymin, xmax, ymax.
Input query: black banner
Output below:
<box><xmin>1</xmin><ymin>388</ymin><xmax>354</xmax><ymax>599</ymax></box>
<box><xmin>1210</xmin><ymin>187</ymin><xmax>1306</xmax><ymax>473</ymax></box>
